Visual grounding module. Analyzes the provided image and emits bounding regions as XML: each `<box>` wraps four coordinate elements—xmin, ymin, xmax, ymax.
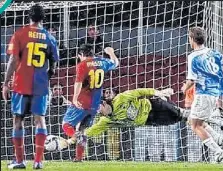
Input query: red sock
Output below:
<box><xmin>75</xmin><ymin>144</ymin><xmax>84</xmax><ymax>161</ymax></box>
<box><xmin>35</xmin><ymin>134</ymin><xmax>47</xmax><ymax>163</ymax></box>
<box><xmin>62</xmin><ymin>123</ymin><xmax>76</xmax><ymax>137</ymax></box>
<box><xmin>12</xmin><ymin>137</ymin><xmax>24</xmax><ymax>163</ymax></box>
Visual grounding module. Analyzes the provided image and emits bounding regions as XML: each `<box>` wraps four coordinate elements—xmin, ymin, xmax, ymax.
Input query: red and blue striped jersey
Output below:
<box><xmin>7</xmin><ymin>24</ymin><xmax>59</xmax><ymax>96</ymax></box>
<box><xmin>75</xmin><ymin>57</ymin><xmax>117</xmax><ymax>110</ymax></box>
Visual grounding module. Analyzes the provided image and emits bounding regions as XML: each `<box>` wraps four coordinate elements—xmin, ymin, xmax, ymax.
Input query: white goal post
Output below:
<box><xmin>1</xmin><ymin>1</ymin><xmax>223</xmax><ymax>162</ymax></box>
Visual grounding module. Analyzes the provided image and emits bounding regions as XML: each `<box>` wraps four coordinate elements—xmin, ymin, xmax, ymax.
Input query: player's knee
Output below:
<box><xmin>34</xmin><ymin>115</ymin><xmax>46</xmax><ymax>129</ymax></box>
<box><xmin>62</xmin><ymin>123</ymin><xmax>76</xmax><ymax>137</ymax></box>
<box><xmin>13</xmin><ymin>115</ymin><xmax>24</xmax><ymax>130</ymax></box>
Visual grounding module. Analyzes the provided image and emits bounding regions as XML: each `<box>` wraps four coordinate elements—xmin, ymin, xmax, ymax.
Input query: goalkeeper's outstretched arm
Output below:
<box><xmin>85</xmin><ymin>116</ymin><xmax>111</xmax><ymax>137</ymax></box>
<box><xmin>118</xmin><ymin>88</ymin><xmax>174</xmax><ymax>100</ymax></box>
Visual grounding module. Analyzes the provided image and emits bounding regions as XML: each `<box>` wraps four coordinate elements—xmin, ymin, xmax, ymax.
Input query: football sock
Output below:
<box><xmin>75</xmin><ymin>144</ymin><xmax>84</xmax><ymax>161</ymax></box>
<box><xmin>203</xmin><ymin>137</ymin><xmax>223</xmax><ymax>155</ymax></box>
<box><xmin>12</xmin><ymin>129</ymin><xmax>25</xmax><ymax>163</ymax></box>
<box><xmin>35</xmin><ymin>128</ymin><xmax>47</xmax><ymax>163</ymax></box>
<box><xmin>62</xmin><ymin>123</ymin><xmax>76</xmax><ymax>137</ymax></box>
<box><xmin>205</xmin><ymin>125</ymin><xmax>223</xmax><ymax>146</ymax></box>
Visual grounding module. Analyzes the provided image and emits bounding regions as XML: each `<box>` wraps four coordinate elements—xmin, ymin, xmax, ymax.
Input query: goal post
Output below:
<box><xmin>1</xmin><ymin>1</ymin><xmax>223</xmax><ymax>162</ymax></box>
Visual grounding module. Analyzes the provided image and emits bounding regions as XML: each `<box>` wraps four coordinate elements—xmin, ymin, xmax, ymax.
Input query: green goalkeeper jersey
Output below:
<box><xmin>85</xmin><ymin>88</ymin><xmax>155</xmax><ymax>137</ymax></box>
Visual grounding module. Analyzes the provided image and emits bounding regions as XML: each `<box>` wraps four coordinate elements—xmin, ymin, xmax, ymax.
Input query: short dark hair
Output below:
<box><xmin>78</xmin><ymin>44</ymin><xmax>94</xmax><ymax>57</ymax></box>
<box><xmin>29</xmin><ymin>4</ymin><xmax>45</xmax><ymax>22</ymax></box>
<box><xmin>189</xmin><ymin>27</ymin><xmax>206</xmax><ymax>45</ymax></box>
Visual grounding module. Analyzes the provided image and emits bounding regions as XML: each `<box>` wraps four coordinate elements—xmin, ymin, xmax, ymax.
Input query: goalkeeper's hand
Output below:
<box><xmin>58</xmin><ymin>137</ymin><xmax>75</xmax><ymax>150</ymax></box>
<box><xmin>154</xmin><ymin>88</ymin><xmax>174</xmax><ymax>101</ymax></box>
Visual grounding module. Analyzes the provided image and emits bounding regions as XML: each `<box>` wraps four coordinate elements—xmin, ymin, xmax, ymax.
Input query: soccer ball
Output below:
<box><xmin>45</xmin><ymin>135</ymin><xmax>61</xmax><ymax>152</ymax></box>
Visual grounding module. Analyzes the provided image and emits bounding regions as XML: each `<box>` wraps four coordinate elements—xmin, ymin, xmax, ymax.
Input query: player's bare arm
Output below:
<box><xmin>2</xmin><ymin>55</ymin><xmax>17</xmax><ymax>101</ymax></box>
<box><xmin>72</xmin><ymin>82</ymin><xmax>83</xmax><ymax>109</ymax></box>
<box><xmin>104</xmin><ymin>47</ymin><xmax>119</xmax><ymax>67</ymax></box>
<box><xmin>181</xmin><ymin>80</ymin><xmax>195</xmax><ymax>94</ymax></box>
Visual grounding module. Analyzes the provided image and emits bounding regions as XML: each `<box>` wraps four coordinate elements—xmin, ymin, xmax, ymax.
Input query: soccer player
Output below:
<box><xmin>2</xmin><ymin>4</ymin><xmax>59</xmax><ymax>169</ymax></box>
<box><xmin>84</xmin><ymin>87</ymin><xmax>189</xmax><ymax>136</ymax></box>
<box><xmin>62</xmin><ymin>44</ymin><xmax>119</xmax><ymax>161</ymax></box>
<box><xmin>181</xmin><ymin>27</ymin><xmax>223</xmax><ymax>162</ymax></box>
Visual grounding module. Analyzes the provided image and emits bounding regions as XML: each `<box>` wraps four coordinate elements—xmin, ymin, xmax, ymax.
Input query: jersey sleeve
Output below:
<box><xmin>48</xmin><ymin>35</ymin><xmax>60</xmax><ymax>62</ymax></box>
<box><xmin>101</xmin><ymin>58</ymin><xmax>117</xmax><ymax>72</ymax></box>
<box><xmin>118</xmin><ymin>88</ymin><xmax>155</xmax><ymax>100</ymax></box>
<box><xmin>7</xmin><ymin>31</ymin><xmax>20</xmax><ymax>58</ymax></box>
<box><xmin>85</xmin><ymin>116</ymin><xmax>111</xmax><ymax>137</ymax></box>
<box><xmin>187</xmin><ymin>54</ymin><xmax>197</xmax><ymax>80</ymax></box>
<box><xmin>75</xmin><ymin>62</ymin><xmax>88</xmax><ymax>83</ymax></box>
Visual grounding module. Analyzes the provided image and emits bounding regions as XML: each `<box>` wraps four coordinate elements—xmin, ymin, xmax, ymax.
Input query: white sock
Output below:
<box><xmin>203</xmin><ymin>137</ymin><xmax>223</xmax><ymax>155</ymax></box>
<box><xmin>205</xmin><ymin>125</ymin><xmax>223</xmax><ymax>146</ymax></box>
<box><xmin>67</xmin><ymin>138</ymin><xmax>75</xmax><ymax>145</ymax></box>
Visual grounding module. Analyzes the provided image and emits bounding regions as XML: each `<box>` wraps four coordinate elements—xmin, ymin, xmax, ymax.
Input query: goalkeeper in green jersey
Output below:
<box><xmin>85</xmin><ymin>88</ymin><xmax>190</xmax><ymax>137</ymax></box>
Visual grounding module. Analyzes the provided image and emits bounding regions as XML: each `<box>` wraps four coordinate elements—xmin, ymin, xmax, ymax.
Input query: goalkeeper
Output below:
<box><xmin>85</xmin><ymin>88</ymin><xmax>190</xmax><ymax>137</ymax></box>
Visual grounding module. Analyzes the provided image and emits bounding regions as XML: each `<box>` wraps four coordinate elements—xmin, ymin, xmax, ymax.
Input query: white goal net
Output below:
<box><xmin>1</xmin><ymin>1</ymin><xmax>223</xmax><ymax>162</ymax></box>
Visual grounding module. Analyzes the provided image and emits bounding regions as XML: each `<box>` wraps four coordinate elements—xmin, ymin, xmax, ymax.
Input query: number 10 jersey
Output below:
<box><xmin>75</xmin><ymin>57</ymin><xmax>117</xmax><ymax>111</ymax></box>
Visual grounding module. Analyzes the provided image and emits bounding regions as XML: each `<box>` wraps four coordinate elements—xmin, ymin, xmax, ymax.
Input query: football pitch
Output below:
<box><xmin>1</xmin><ymin>161</ymin><xmax>223</xmax><ymax>171</ymax></box>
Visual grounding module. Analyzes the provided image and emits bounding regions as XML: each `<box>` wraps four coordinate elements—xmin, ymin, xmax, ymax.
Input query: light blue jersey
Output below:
<box><xmin>187</xmin><ymin>47</ymin><xmax>223</xmax><ymax>97</ymax></box>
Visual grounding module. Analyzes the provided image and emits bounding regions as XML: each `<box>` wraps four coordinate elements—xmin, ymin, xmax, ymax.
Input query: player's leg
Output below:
<box><xmin>203</xmin><ymin>122</ymin><xmax>223</xmax><ymax>147</ymax></box>
<box><xmin>146</xmin><ymin>98</ymin><xmax>186</xmax><ymax>126</ymax></box>
<box><xmin>31</xmin><ymin>95</ymin><xmax>48</xmax><ymax>169</ymax></box>
<box><xmin>8</xmin><ymin>92</ymin><xmax>30</xmax><ymax>169</ymax></box>
<box><xmin>62</xmin><ymin>106</ymin><xmax>87</xmax><ymax>161</ymax></box>
<box><xmin>189</xmin><ymin>95</ymin><xmax>223</xmax><ymax>162</ymax></box>
<box><xmin>74</xmin><ymin>114</ymin><xmax>93</xmax><ymax>162</ymax></box>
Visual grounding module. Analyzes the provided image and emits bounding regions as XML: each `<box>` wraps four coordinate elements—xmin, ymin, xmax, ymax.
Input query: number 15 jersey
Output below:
<box><xmin>7</xmin><ymin>25</ymin><xmax>59</xmax><ymax>96</ymax></box>
<box><xmin>75</xmin><ymin>57</ymin><xmax>117</xmax><ymax>111</ymax></box>
<box><xmin>187</xmin><ymin>47</ymin><xmax>223</xmax><ymax>97</ymax></box>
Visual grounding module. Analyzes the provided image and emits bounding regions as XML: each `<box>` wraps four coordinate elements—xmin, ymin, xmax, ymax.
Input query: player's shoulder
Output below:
<box><xmin>208</xmin><ymin>48</ymin><xmax>222</xmax><ymax>58</ymax></box>
<box><xmin>13</xmin><ymin>25</ymin><xmax>29</xmax><ymax>36</ymax></box>
<box><xmin>77</xmin><ymin>60</ymin><xmax>87</xmax><ymax>68</ymax></box>
<box><xmin>42</xmin><ymin>28</ymin><xmax>57</xmax><ymax>43</ymax></box>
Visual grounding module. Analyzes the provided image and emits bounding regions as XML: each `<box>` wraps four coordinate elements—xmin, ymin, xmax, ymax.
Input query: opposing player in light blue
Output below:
<box><xmin>181</xmin><ymin>27</ymin><xmax>223</xmax><ymax>163</ymax></box>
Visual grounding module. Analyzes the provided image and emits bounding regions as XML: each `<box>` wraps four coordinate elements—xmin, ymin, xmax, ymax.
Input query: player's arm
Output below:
<box><xmin>182</xmin><ymin>56</ymin><xmax>197</xmax><ymax>94</ymax></box>
<box><xmin>2</xmin><ymin>33</ymin><xmax>20</xmax><ymax>101</ymax></box>
<box><xmin>85</xmin><ymin>116</ymin><xmax>111</xmax><ymax>137</ymax></box>
<box><xmin>104</xmin><ymin>47</ymin><xmax>119</xmax><ymax>68</ymax></box>
<box><xmin>73</xmin><ymin>63</ymin><xmax>87</xmax><ymax>108</ymax></box>
<box><xmin>48</xmin><ymin>35</ymin><xmax>60</xmax><ymax>78</ymax></box>
<box><xmin>120</xmin><ymin>88</ymin><xmax>173</xmax><ymax>100</ymax></box>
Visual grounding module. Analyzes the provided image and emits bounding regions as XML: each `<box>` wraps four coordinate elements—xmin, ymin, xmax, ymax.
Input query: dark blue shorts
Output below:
<box><xmin>63</xmin><ymin>105</ymin><xmax>96</xmax><ymax>128</ymax></box>
<box><xmin>11</xmin><ymin>92</ymin><xmax>48</xmax><ymax>116</ymax></box>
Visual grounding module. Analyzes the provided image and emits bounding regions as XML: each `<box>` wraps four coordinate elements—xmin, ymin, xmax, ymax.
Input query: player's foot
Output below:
<box><xmin>7</xmin><ymin>159</ymin><xmax>17</xmax><ymax>165</ymax></box>
<box><xmin>33</xmin><ymin>162</ymin><xmax>43</xmax><ymax>169</ymax></box>
<box><xmin>73</xmin><ymin>158</ymin><xmax>83</xmax><ymax>162</ymax></box>
<box><xmin>8</xmin><ymin>161</ymin><xmax>26</xmax><ymax>169</ymax></box>
<box><xmin>215</xmin><ymin>151</ymin><xmax>223</xmax><ymax>163</ymax></box>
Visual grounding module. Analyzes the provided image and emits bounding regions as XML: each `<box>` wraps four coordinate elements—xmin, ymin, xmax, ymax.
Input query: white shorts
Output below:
<box><xmin>189</xmin><ymin>94</ymin><xmax>218</xmax><ymax>121</ymax></box>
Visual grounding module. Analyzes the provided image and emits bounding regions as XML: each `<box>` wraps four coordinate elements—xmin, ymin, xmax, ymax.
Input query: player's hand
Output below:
<box><xmin>73</xmin><ymin>100</ymin><xmax>83</xmax><ymax>109</ymax></box>
<box><xmin>160</xmin><ymin>88</ymin><xmax>174</xmax><ymax>97</ymax></box>
<box><xmin>2</xmin><ymin>85</ymin><xmax>10</xmax><ymax>102</ymax></box>
<box><xmin>181</xmin><ymin>83</ymin><xmax>186</xmax><ymax>94</ymax></box>
<box><xmin>104</xmin><ymin>47</ymin><xmax>115</xmax><ymax>56</ymax></box>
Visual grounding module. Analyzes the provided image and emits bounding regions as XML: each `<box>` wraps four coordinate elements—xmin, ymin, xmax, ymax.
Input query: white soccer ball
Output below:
<box><xmin>45</xmin><ymin>135</ymin><xmax>61</xmax><ymax>152</ymax></box>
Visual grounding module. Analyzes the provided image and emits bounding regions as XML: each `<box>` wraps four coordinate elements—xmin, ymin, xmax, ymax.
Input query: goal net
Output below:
<box><xmin>1</xmin><ymin>1</ymin><xmax>223</xmax><ymax>162</ymax></box>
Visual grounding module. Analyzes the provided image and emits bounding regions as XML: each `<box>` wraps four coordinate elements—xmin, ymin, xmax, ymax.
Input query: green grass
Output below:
<box><xmin>1</xmin><ymin>161</ymin><xmax>223</xmax><ymax>171</ymax></box>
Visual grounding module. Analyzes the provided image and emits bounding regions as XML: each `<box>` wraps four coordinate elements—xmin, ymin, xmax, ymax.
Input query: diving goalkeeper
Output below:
<box><xmin>85</xmin><ymin>88</ymin><xmax>190</xmax><ymax>136</ymax></box>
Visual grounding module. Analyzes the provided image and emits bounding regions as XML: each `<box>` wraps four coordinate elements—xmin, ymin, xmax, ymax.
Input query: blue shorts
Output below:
<box><xmin>11</xmin><ymin>92</ymin><xmax>48</xmax><ymax>116</ymax></box>
<box><xmin>63</xmin><ymin>105</ymin><xmax>96</xmax><ymax>128</ymax></box>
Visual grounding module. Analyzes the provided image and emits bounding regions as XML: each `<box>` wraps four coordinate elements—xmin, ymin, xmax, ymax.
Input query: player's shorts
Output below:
<box><xmin>145</xmin><ymin>98</ymin><xmax>183</xmax><ymax>126</ymax></box>
<box><xmin>189</xmin><ymin>94</ymin><xmax>218</xmax><ymax>121</ymax></box>
<box><xmin>62</xmin><ymin>105</ymin><xmax>96</xmax><ymax>128</ymax></box>
<box><xmin>11</xmin><ymin>92</ymin><xmax>48</xmax><ymax>116</ymax></box>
